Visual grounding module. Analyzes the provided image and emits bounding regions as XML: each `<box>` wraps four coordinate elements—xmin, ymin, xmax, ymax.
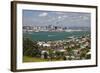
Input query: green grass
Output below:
<box><xmin>23</xmin><ymin>56</ymin><xmax>48</xmax><ymax>62</ymax></box>
<box><xmin>23</xmin><ymin>56</ymin><xmax>63</xmax><ymax>62</ymax></box>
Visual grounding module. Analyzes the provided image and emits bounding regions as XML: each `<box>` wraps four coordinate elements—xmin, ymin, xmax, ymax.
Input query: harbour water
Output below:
<box><xmin>23</xmin><ymin>31</ymin><xmax>90</xmax><ymax>41</ymax></box>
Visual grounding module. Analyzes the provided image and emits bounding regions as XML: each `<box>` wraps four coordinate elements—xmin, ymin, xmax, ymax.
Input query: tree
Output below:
<box><xmin>23</xmin><ymin>38</ymin><xmax>40</xmax><ymax>57</ymax></box>
<box><xmin>66</xmin><ymin>47</ymin><xmax>74</xmax><ymax>60</ymax></box>
<box><xmin>44</xmin><ymin>52</ymin><xmax>48</xmax><ymax>59</ymax></box>
<box><xmin>48</xmin><ymin>49</ymin><xmax>54</xmax><ymax>61</ymax></box>
<box><xmin>85</xmin><ymin>54</ymin><xmax>91</xmax><ymax>59</ymax></box>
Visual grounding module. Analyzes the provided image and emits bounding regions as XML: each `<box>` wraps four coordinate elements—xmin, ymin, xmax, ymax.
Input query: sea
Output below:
<box><xmin>23</xmin><ymin>31</ymin><xmax>90</xmax><ymax>41</ymax></box>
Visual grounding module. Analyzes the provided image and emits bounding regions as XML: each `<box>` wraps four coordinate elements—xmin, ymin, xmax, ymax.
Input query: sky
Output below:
<box><xmin>22</xmin><ymin>10</ymin><xmax>91</xmax><ymax>27</ymax></box>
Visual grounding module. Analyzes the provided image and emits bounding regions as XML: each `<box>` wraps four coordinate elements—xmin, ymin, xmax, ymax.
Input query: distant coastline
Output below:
<box><xmin>23</xmin><ymin>25</ymin><xmax>90</xmax><ymax>33</ymax></box>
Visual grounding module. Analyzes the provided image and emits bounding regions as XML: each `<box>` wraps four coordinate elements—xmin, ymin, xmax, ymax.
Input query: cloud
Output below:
<box><xmin>83</xmin><ymin>16</ymin><xmax>89</xmax><ymax>20</ymax></box>
<box><xmin>62</xmin><ymin>15</ymin><xmax>68</xmax><ymax>18</ymax></box>
<box><xmin>47</xmin><ymin>17</ymin><xmax>56</xmax><ymax>22</ymax></box>
<box><xmin>39</xmin><ymin>12</ymin><xmax>48</xmax><ymax>17</ymax></box>
<box><xmin>58</xmin><ymin>16</ymin><xmax>62</xmax><ymax>19</ymax></box>
<box><xmin>79</xmin><ymin>15</ymin><xmax>89</xmax><ymax>20</ymax></box>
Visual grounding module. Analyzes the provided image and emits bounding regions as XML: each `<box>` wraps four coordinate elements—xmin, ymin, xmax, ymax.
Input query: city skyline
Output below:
<box><xmin>23</xmin><ymin>10</ymin><xmax>91</xmax><ymax>27</ymax></box>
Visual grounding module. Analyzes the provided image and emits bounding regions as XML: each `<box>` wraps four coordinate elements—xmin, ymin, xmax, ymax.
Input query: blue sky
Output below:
<box><xmin>22</xmin><ymin>10</ymin><xmax>91</xmax><ymax>27</ymax></box>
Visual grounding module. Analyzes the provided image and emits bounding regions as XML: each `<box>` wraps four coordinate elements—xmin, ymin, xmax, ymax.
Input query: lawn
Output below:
<box><xmin>23</xmin><ymin>56</ymin><xmax>49</xmax><ymax>62</ymax></box>
<box><xmin>23</xmin><ymin>56</ymin><xmax>63</xmax><ymax>62</ymax></box>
